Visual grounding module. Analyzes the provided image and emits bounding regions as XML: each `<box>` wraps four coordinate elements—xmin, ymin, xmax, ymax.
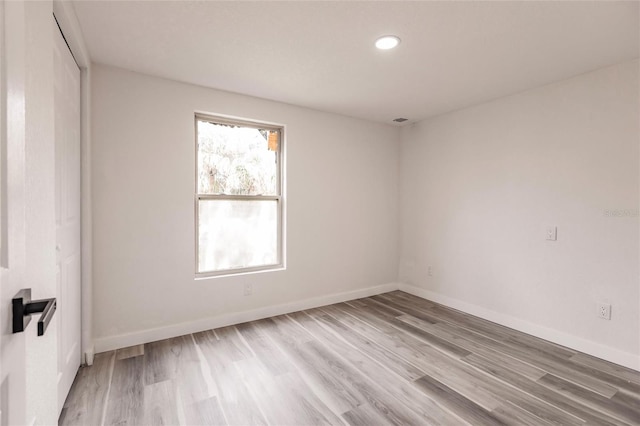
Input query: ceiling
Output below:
<box><xmin>72</xmin><ymin>1</ymin><xmax>639</xmax><ymax>125</ymax></box>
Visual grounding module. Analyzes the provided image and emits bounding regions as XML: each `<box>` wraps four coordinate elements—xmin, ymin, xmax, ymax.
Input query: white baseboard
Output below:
<box><xmin>93</xmin><ymin>280</ymin><xmax>640</xmax><ymax>372</ymax></box>
<box><xmin>398</xmin><ymin>283</ymin><xmax>640</xmax><ymax>372</ymax></box>
<box><xmin>94</xmin><ymin>282</ymin><xmax>401</xmax><ymax>353</ymax></box>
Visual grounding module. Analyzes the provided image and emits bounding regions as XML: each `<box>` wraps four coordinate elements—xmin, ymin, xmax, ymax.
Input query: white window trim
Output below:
<box><xmin>194</xmin><ymin>113</ymin><xmax>285</xmax><ymax>278</ymax></box>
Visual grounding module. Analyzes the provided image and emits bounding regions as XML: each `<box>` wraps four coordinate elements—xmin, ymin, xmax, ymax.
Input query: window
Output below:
<box><xmin>196</xmin><ymin>114</ymin><xmax>283</xmax><ymax>276</ymax></box>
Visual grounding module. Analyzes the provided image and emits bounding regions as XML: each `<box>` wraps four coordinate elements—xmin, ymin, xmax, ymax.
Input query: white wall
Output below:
<box><xmin>91</xmin><ymin>64</ymin><xmax>400</xmax><ymax>350</ymax></box>
<box><xmin>400</xmin><ymin>60</ymin><xmax>639</xmax><ymax>368</ymax></box>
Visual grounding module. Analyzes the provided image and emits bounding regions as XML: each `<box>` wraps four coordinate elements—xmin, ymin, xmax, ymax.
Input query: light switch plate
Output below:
<box><xmin>546</xmin><ymin>226</ymin><xmax>557</xmax><ymax>241</ymax></box>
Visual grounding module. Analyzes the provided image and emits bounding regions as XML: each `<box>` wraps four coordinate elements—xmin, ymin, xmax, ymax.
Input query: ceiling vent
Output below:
<box><xmin>393</xmin><ymin>118</ymin><xmax>408</xmax><ymax>123</ymax></box>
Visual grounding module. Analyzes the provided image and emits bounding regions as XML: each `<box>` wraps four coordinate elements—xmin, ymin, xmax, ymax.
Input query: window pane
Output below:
<box><xmin>198</xmin><ymin>199</ymin><xmax>278</xmax><ymax>273</ymax></box>
<box><xmin>197</xmin><ymin>120</ymin><xmax>278</xmax><ymax>195</ymax></box>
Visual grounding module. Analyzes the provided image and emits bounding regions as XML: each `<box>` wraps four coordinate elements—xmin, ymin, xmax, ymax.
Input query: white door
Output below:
<box><xmin>54</xmin><ymin>19</ymin><xmax>82</xmax><ymax>414</ymax></box>
<box><xmin>1</xmin><ymin>1</ymin><xmax>60</xmax><ymax>424</ymax></box>
<box><xmin>0</xmin><ymin>1</ymin><xmax>28</xmax><ymax>421</ymax></box>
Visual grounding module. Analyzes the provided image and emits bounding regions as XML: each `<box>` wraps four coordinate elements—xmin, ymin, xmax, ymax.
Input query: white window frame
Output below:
<box><xmin>195</xmin><ymin>113</ymin><xmax>285</xmax><ymax>278</ymax></box>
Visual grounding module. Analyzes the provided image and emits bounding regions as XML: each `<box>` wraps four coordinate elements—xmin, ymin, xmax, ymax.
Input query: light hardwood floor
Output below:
<box><xmin>59</xmin><ymin>291</ymin><xmax>640</xmax><ymax>425</ymax></box>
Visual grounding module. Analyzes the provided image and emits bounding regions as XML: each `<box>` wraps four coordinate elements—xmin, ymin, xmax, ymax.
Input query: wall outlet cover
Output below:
<box><xmin>244</xmin><ymin>283</ymin><xmax>253</xmax><ymax>296</ymax></box>
<box><xmin>597</xmin><ymin>302</ymin><xmax>611</xmax><ymax>320</ymax></box>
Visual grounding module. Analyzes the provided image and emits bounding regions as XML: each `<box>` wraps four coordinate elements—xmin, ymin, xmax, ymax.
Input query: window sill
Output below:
<box><xmin>195</xmin><ymin>264</ymin><xmax>286</xmax><ymax>280</ymax></box>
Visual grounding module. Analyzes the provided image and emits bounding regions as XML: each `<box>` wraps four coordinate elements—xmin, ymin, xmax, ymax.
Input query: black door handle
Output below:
<box><xmin>12</xmin><ymin>289</ymin><xmax>57</xmax><ymax>336</ymax></box>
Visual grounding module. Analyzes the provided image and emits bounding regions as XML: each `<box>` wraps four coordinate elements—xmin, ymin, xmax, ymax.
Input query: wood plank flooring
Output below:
<box><xmin>59</xmin><ymin>291</ymin><xmax>640</xmax><ymax>425</ymax></box>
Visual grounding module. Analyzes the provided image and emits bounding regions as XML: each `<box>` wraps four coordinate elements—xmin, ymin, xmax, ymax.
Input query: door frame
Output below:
<box><xmin>52</xmin><ymin>0</ymin><xmax>94</xmax><ymax>365</ymax></box>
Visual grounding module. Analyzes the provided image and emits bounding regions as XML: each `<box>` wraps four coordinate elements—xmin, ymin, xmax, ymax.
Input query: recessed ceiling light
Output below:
<box><xmin>375</xmin><ymin>35</ymin><xmax>401</xmax><ymax>50</ymax></box>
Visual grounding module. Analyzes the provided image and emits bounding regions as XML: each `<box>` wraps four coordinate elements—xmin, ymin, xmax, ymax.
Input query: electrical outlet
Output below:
<box><xmin>427</xmin><ymin>266</ymin><xmax>433</xmax><ymax>276</ymax></box>
<box><xmin>244</xmin><ymin>283</ymin><xmax>253</xmax><ymax>296</ymax></box>
<box><xmin>597</xmin><ymin>302</ymin><xmax>611</xmax><ymax>320</ymax></box>
<box><xmin>546</xmin><ymin>226</ymin><xmax>557</xmax><ymax>241</ymax></box>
